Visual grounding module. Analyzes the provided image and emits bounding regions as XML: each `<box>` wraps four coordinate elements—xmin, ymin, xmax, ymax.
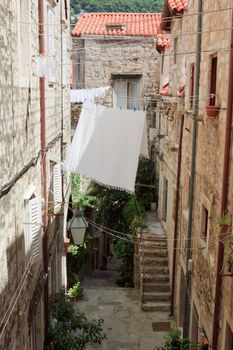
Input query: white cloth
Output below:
<box><xmin>70</xmin><ymin>87</ymin><xmax>110</xmax><ymax>103</ymax></box>
<box><xmin>65</xmin><ymin>102</ymin><xmax>148</xmax><ymax>193</ymax></box>
<box><xmin>35</xmin><ymin>55</ymin><xmax>48</xmax><ymax>77</ymax></box>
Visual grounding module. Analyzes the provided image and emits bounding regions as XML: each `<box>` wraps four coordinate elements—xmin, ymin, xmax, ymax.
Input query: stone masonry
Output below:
<box><xmin>0</xmin><ymin>1</ymin><xmax>71</xmax><ymax>349</ymax></box>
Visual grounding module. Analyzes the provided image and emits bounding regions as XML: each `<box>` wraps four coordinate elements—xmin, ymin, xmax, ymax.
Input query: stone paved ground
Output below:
<box><xmin>75</xmin><ymin>261</ymin><xmax>173</xmax><ymax>350</ymax></box>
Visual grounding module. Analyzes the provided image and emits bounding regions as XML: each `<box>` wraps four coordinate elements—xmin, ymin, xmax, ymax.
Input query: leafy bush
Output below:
<box><xmin>114</xmin><ymin>240</ymin><xmax>134</xmax><ymax>287</ymax></box>
<box><xmin>68</xmin><ymin>282</ymin><xmax>84</xmax><ymax>300</ymax></box>
<box><xmin>67</xmin><ymin>243</ymin><xmax>91</xmax><ymax>288</ymax></box>
<box><xmin>71</xmin><ymin>0</ymin><xmax>164</xmax><ymax>17</ymax></box>
<box><xmin>155</xmin><ymin>328</ymin><xmax>193</xmax><ymax>350</ymax></box>
<box><xmin>45</xmin><ymin>295</ymin><xmax>106</xmax><ymax>350</ymax></box>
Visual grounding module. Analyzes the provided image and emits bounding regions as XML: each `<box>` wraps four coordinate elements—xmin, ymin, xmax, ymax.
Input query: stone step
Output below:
<box><xmin>141</xmin><ymin>257</ymin><xmax>168</xmax><ymax>266</ymax></box>
<box><xmin>141</xmin><ymin>302</ymin><xmax>170</xmax><ymax>312</ymax></box>
<box><xmin>142</xmin><ymin>241</ymin><xmax>167</xmax><ymax>249</ymax></box>
<box><xmin>143</xmin><ymin>283</ymin><xmax>170</xmax><ymax>292</ymax></box>
<box><xmin>142</xmin><ymin>273</ymin><xmax>169</xmax><ymax>283</ymax></box>
<box><xmin>141</xmin><ymin>265</ymin><xmax>169</xmax><ymax>274</ymax></box>
<box><xmin>142</xmin><ymin>292</ymin><xmax>170</xmax><ymax>302</ymax></box>
<box><xmin>140</xmin><ymin>250</ymin><xmax>167</xmax><ymax>258</ymax></box>
<box><xmin>142</xmin><ymin>235</ymin><xmax>166</xmax><ymax>241</ymax></box>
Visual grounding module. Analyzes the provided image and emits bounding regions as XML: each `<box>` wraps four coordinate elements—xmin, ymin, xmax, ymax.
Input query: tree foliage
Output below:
<box><xmin>45</xmin><ymin>295</ymin><xmax>106</xmax><ymax>350</ymax></box>
<box><xmin>71</xmin><ymin>0</ymin><xmax>164</xmax><ymax>18</ymax></box>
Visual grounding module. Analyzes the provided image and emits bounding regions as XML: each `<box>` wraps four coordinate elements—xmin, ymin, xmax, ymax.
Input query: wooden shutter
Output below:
<box><xmin>48</xmin><ymin>8</ymin><xmax>56</xmax><ymax>83</ymax></box>
<box><xmin>53</xmin><ymin>163</ymin><xmax>62</xmax><ymax>214</ymax></box>
<box><xmin>113</xmin><ymin>80</ymin><xmax>127</xmax><ymax>109</ymax></box>
<box><xmin>28</xmin><ymin>196</ymin><xmax>42</xmax><ymax>262</ymax></box>
<box><xmin>210</xmin><ymin>57</ymin><xmax>217</xmax><ymax>106</ymax></box>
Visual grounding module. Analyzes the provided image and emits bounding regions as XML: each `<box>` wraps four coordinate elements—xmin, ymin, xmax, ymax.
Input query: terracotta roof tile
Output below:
<box><xmin>156</xmin><ymin>35</ymin><xmax>170</xmax><ymax>52</ymax></box>
<box><xmin>72</xmin><ymin>13</ymin><xmax>164</xmax><ymax>37</ymax></box>
<box><xmin>168</xmin><ymin>0</ymin><xmax>188</xmax><ymax>12</ymax></box>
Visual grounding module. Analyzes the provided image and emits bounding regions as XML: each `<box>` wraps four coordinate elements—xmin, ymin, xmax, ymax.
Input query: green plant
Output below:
<box><xmin>68</xmin><ymin>282</ymin><xmax>84</xmax><ymax>300</ymax></box>
<box><xmin>71</xmin><ymin>175</ymin><xmax>96</xmax><ymax>210</ymax></box>
<box><xmin>215</xmin><ymin>214</ymin><xmax>231</xmax><ymax>227</ymax></box>
<box><xmin>155</xmin><ymin>328</ymin><xmax>193</xmax><ymax>350</ymax></box>
<box><xmin>67</xmin><ymin>243</ymin><xmax>91</xmax><ymax>288</ymax></box>
<box><xmin>114</xmin><ymin>240</ymin><xmax>134</xmax><ymax>287</ymax></box>
<box><xmin>45</xmin><ymin>295</ymin><xmax>106</xmax><ymax>350</ymax></box>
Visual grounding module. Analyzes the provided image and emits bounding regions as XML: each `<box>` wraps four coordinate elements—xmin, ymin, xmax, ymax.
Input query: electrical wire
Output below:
<box><xmin>2</xmin><ymin>6</ymin><xmax>232</xmax><ymax>29</ymax></box>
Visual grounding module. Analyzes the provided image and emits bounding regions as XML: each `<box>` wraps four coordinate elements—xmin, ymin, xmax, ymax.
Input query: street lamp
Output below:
<box><xmin>69</xmin><ymin>214</ymin><xmax>88</xmax><ymax>245</ymax></box>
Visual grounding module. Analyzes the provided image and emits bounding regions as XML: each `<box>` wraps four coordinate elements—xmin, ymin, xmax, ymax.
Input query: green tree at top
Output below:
<box><xmin>71</xmin><ymin>0</ymin><xmax>165</xmax><ymax>18</ymax></box>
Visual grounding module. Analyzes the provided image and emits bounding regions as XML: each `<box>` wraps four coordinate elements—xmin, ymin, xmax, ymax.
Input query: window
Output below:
<box><xmin>209</xmin><ymin>56</ymin><xmax>217</xmax><ymax>106</ymax></box>
<box><xmin>62</xmin><ymin>31</ymin><xmax>67</xmax><ymax>86</ymax></box>
<box><xmin>190</xmin><ymin>64</ymin><xmax>195</xmax><ymax>109</ymax></box>
<box><xmin>18</xmin><ymin>0</ymin><xmax>30</xmax><ymax>83</ymax></box>
<box><xmin>47</xmin><ymin>6</ymin><xmax>56</xmax><ymax>83</ymax></box>
<box><xmin>113</xmin><ymin>76</ymin><xmax>141</xmax><ymax>110</ymax></box>
<box><xmin>162</xmin><ymin>177</ymin><xmax>168</xmax><ymax>222</ymax></box>
<box><xmin>52</xmin><ymin>163</ymin><xmax>63</xmax><ymax>214</ymax></box>
<box><xmin>201</xmin><ymin>205</ymin><xmax>209</xmax><ymax>242</ymax></box>
<box><xmin>161</xmin><ymin>52</ymin><xmax>165</xmax><ymax>74</ymax></box>
<box><xmin>24</xmin><ymin>187</ymin><xmax>42</xmax><ymax>263</ymax></box>
<box><xmin>72</xmin><ymin>40</ymin><xmax>85</xmax><ymax>89</ymax></box>
<box><xmin>64</xmin><ymin>0</ymin><xmax>68</xmax><ymax>20</ymax></box>
<box><xmin>174</xmin><ymin>37</ymin><xmax>178</xmax><ymax>65</ymax></box>
<box><xmin>105</xmin><ymin>24</ymin><xmax>127</xmax><ymax>31</ymax></box>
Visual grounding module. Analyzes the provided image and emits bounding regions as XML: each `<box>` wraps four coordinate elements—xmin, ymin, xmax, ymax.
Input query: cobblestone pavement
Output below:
<box><xmin>75</xmin><ymin>262</ymin><xmax>173</xmax><ymax>350</ymax></box>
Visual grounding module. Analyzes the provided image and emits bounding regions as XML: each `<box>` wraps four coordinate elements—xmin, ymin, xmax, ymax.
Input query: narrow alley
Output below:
<box><xmin>77</xmin><ymin>258</ymin><xmax>172</xmax><ymax>350</ymax></box>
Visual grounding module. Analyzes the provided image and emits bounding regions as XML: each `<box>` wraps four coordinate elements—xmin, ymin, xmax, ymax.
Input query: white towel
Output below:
<box><xmin>65</xmin><ymin>102</ymin><xmax>148</xmax><ymax>193</ymax></box>
<box><xmin>70</xmin><ymin>87</ymin><xmax>110</xmax><ymax>103</ymax></box>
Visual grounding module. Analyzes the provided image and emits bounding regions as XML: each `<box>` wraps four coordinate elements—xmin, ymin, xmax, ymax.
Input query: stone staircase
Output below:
<box><xmin>140</xmin><ymin>232</ymin><xmax>171</xmax><ymax>313</ymax></box>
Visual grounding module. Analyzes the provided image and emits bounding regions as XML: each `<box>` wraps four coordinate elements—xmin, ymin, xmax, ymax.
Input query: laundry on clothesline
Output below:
<box><xmin>64</xmin><ymin>101</ymin><xmax>148</xmax><ymax>193</ymax></box>
<box><xmin>70</xmin><ymin>87</ymin><xmax>110</xmax><ymax>103</ymax></box>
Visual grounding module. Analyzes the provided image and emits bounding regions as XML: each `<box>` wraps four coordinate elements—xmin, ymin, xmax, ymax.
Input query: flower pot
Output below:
<box><xmin>205</xmin><ymin>105</ymin><xmax>220</xmax><ymax>117</ymax></box>
<box><xmin>220</xmin><ymin>224</ymin><xmax>230</xmax><ymax>234</ymax></box>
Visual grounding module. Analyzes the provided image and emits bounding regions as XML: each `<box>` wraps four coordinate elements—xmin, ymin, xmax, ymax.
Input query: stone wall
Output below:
<box><xmin>156</xmin><ymin>0</ymin><xmax>233</xmax><ymax>347</ymax></box>
<box><xmin>0</xmin><ymin>0</ymin><xmax>71</xmax><ymax>348</ymax></box>
<box><xmin>72</xmin><ymin>36</ymin><xmax>160</xmax><ymax>131</ymax></box>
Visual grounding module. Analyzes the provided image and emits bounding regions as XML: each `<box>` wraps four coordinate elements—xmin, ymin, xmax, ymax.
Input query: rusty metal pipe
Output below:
<box><xmin>38</xmin><ymin>0</ymin><xmax>49</xmax><ymax>335</ymax></box>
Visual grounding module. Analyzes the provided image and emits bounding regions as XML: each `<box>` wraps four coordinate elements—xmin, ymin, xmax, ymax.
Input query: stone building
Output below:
<box><xmin>0</xmin><ymin>0</ymin><xmax>71</xmax><ymax>349</ymax></box>
<box><xmin>71</xmin><ymin>12</ymin><xmax>166</xmax><ymax>269</ymax></box>
<box><xmin>156</xmin><ymin>0</ymin><xmax>233</xmax><ymax>348</ymax></box>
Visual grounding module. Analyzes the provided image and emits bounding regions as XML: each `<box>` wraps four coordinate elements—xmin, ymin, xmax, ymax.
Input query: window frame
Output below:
<box><xmin>209</xmin><ymin>55</ymin><xmax>217</xmax><ymax>106</ymax></box>
<box><xmin>17</xmin><ymin>0</ymin><xmax>31</xmax><ymax>87</ymax></box>
<box><xmin>190</xmin><ymin>64</ymin><xmax>195</xmax><ymax>109</ymax></box>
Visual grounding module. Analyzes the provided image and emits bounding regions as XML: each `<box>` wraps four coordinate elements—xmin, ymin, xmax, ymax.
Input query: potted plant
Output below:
<box><xmin>205</xmin><ymin>105</ymin><xmax>220</xmax><ymax>117</ymax></box>
<box><xmin>216</xmin><ymin>214</ymin><xmax>231</xmax><ymax>234</ymax></box>
<box><xmin>222</xmin><ymin>254</ymin><xmax>233</xmax><ymax>276</ymax></box>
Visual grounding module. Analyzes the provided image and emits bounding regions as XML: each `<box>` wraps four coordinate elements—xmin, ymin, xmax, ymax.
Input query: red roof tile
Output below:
<box><xmin>168</xmin><ymin>0</ymin><xmax>188</xmax><ymax>12</ymax></box>
<box><xmin>156</xmin><ymin>35</ymin><xmax>170</xmax><ymax>52</ymax></box>
<box><xmin>72</xmin><ymin>13</ymin><xmax>164</xmax><ymax>37</ymax></box>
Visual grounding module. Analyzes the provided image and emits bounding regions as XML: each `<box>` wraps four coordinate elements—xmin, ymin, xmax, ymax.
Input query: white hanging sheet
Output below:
<box><xmin>65</xmin><ymin>102</ymin><xmax>148</xmax><ymax>193</ymax></box>
<box><xmin>70</xmin><ymin>87</ymin><xmax>110</xmax><ymax>103</ymax></box>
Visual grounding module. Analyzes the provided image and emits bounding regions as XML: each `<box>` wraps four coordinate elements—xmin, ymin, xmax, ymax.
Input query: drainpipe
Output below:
<box><xmin>212</xmin><ymin>8</ymin><xmax>233</xmax><ymax>350</ymax></box>
<box><xmin>38</xmin><ymin>0</ymin><xmax>49</xmax><ymax>334</ymax></box>
<box><xmin>170</xmin><ymin>114</ymin><xmax>184</xmax><ymax>316</ymax></box>
<box><xmin>183</xmin><ymin>0</ymin><xmax>202</xmax><ymax>338</ymax></box>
